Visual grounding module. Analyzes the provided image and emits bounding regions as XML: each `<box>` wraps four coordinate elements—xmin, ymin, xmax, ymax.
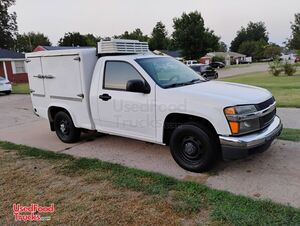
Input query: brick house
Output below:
<box><xmin>0</xmin><ymin>48</ymin><xmax>28</xmax><ymax>83</ymax></box>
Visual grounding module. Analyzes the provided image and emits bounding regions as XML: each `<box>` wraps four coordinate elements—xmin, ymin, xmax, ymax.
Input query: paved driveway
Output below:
<box><xmin>1</xmin><ymin>95</ymin><xmax>300</xmax><ymax>208</ymax></box>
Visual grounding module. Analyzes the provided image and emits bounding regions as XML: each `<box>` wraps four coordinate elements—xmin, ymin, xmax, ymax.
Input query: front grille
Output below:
<box><xmin>260</xmin><ymin>108</ymin><xmax>276</xmax><ymax>129</ymax></box>
<box><xmin>255</xmin><ymin>96</ymin><xmax>275</xmax><ymax>110</ymax></box>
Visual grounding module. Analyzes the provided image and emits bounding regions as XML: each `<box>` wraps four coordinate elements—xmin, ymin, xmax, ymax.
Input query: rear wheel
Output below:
<box><xmin>170</xmin><ymin>123</ymin><xmax>217</xmax><ymax>172</ymax></box>
<box><xmin>5</xmin><ymin>91</ymin><xmax>11</xmax><ymax>95</ymax></box>
<box><xmin>54</xmin><ymin>111</ymin><xmax>81</xmax><ymax>143</ymax></box>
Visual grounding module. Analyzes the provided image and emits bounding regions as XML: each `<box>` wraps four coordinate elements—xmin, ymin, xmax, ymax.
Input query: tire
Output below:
<box><xmin>54</xmin><ymin>111</ymin><xmax>81</xmax><ymax>143</ymax></box>
<box><xmin>170</xmin><ymin>123</ymin><xmax>217</xmax><ymax>172</ymax></box>
<box><xmin>5</xmin><ymin>91</ymin><xmax>11</xmax><ymax>95</ymax></box>
<box><xmin>215</xmin><ymin>73</ymin><xmax>219</xmax><ymax>79</ymax></box>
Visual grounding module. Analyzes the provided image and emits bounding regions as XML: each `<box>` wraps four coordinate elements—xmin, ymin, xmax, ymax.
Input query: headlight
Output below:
<box><xmin>224</xmin><ymin>105</ymin><xmax>260</xmax><ymax>135</ymax></box>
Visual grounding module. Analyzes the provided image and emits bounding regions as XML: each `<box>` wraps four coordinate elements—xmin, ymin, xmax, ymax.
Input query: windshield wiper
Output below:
<box><xmin>164</xmin><ymin>83</ymin><xmax>186</xmax><ymax>88</ymax></box>
<box><xmin>184</xmin><ymin>79</ymin><xmax>202</xmax><ymax>85</ymax></box>
<box><xmin>164</xmin><ymin>79</ymin><xmax>203</xmax><ymax>88</ymax></box>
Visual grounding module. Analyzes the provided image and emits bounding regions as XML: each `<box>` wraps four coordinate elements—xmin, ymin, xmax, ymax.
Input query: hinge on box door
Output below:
<box><xmin>25</xmin><ymin>59</ymin><xmax>31</xmax><ymax>63</ymax></box>
<box><xmin>74</xmin><ymin>56</ymin><xmax>81</xmax><ymax>61</ymax></box>
<box><xmin>30</xmin><ymin>89</ymin><xmax>35</xmax><ymax>93</ymax></box>
<box><xmin>77</xmin><ymin>93</ymin><xmax>84</xmax><ymax>98</ymax></box>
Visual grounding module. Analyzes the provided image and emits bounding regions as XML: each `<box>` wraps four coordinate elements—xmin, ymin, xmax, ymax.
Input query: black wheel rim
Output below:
<box><xmin>180</xmin><ymin>136</ymin><xmax>206</xmax><ymax>165</ymax></box>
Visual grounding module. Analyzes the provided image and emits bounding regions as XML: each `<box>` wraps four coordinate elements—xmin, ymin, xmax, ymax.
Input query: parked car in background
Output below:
<box><xmin>190</xmin><ymin>64</ymin><xmax>218</xmax><ymax>79</ymax></box>
<box><xmin>209</xmin><ymin>62</ymin><xmax>225</xmax><ymax>69</ymax></box>
<box><xmin>184</xmin><ymin>60</ymin><xmax>198</xmax><ymax>66</ymax></box>
<box><xmin>0</xmin><ymin>77</ymin><xmax>12</xmax><ymax>95</ymax></box>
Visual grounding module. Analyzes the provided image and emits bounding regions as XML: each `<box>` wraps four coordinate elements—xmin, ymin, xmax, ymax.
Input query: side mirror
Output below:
<box><xmin>126</xmin><ymin>79</ymin><xmax>150</xmax><ymax>94</ymax></box>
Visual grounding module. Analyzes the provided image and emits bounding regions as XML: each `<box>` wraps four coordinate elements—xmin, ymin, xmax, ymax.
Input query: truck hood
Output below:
<box><xmin>174</xmin><ymin>81</ymin><xmax>272</xmax><ymax>106</ymax></box>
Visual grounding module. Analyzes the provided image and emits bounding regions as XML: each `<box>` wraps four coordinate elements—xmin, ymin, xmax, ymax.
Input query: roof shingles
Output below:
<box><xmin>0</xmin><ymin>48</ymin><xmax>25</xmax><ymax>59</ymax></box>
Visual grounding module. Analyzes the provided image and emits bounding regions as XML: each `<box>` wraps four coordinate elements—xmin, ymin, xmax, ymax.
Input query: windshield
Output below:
<box><xmin>204</xmin><ymin>66</ymin><xmax>213</xmax><ymax>70</ymax></box>
<box><xmin>190</xmin><ymin>65</ymin><xmax>202</xmax><ymax>72</ymax></box>
<box><xmin>136</xmin><ymin>57</ymin><xmax>206</xmax><ymax>88</ymax></box>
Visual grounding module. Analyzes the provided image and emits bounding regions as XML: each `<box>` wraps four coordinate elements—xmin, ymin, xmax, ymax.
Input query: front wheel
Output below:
<box><xmin>54</xmin><ymin>111</ymin><xmax>81</xmax><ymax>143</ymax></box>
<box><xmin>170</xmin><ymin>123</ymin><xmax>217</xmax><ymax>172</ymax></box>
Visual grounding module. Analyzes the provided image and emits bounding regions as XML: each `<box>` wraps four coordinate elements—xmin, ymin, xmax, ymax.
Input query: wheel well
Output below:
<box><xmin>163</xmin><ymin>113</ymin><xmax>219</xmax><ymax>145</ymax></box>
<box><xmin>48</xmin><ymin>107</ymin><xmax>71</xmax><ymax>131</ymax></box>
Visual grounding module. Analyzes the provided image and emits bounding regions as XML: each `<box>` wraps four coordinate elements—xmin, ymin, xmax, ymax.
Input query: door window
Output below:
<box><xmin>104</xmin><ymin>61</ymin><xmax>144</xmax><ymax>90</ymax></box>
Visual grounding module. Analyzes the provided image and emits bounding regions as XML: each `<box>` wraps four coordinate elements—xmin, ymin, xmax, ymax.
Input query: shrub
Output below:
<box><xmin>212</xmin><ymin>56</ymin><xmax>225</xmax><ymax>63</ymax></box>
<box><xmin>283</xmin><ymin>61</ymin><xmax>297</xmax><ymax>76</ymax></box>
<box><xmin>269</xmin><ymin>60</ymin><xmax>283</xmax><ymax>76</ymax></box>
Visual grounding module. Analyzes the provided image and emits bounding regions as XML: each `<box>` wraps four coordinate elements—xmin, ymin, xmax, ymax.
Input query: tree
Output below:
<box><xmin>148</xmin><ymin>21</ymin><xmax>169</xmax><ymax>50</ymax></box>
<box><xmin>230</xmin><ymin>27</ymin><xmax>247</xmax><ymax>52</ymax></box>
<box><xmin>203</xmin><ymin>28</ymin><xmax>220</xmax><ymax>54</ymax></box>
<box><xmin>0</xmin><ymin>0</ymin><xmax>18</xmax><ymax>49</ymax></box>
<box><xmin>238</xmin><ymin>39</ymin><xmax>267</xmax><ymax>60</ymax></box>
<box><xmin>84</xmin><ymin>34</ymin><xmax>101</xmax><ymax>46</ymax></box>
<box><xmin>59</xmin><ymin>32</ymin><xmax>83</xmax><ymax>46</ymax></box>
<box><xmin>172</xmin><ymin>11</ymin><xmax>219</xmax><ymax>59</ymax></box>
<box><xmin>217</xmin><ymin>41</ymin><xmax>227</xmax><ymax>52</ymax></box>
<box><xmin>264</xmin><ymin>43</ymin><xmax>282</xmax><ymax>59</ymax></box>
<box><xmin>166</xmin><ymin>38</ymin><xmax>177</xmax><ymax>51</ymax></box>
<box><xmin>15</xmin><ymin>32</ymin><xmax>51</xmax><ymax>52</ymax></box>
<box><xmin>212</xmin><ymin>56</ymin><xmax>225</xmax><ymax>63</ymax></box>
<box><xmin>230</xmin><ymin>21</ymin><xmax>268</xmax><ymax>52</ymax></box>
<box><xmin>288</xmin><ymin>13</ymin><xmax>300</xmax><ymax>50</ymax></box>
<box><xmin>59</xmin><ymin>32</ymin><xmax>86</xmax><ymax>46</ymax></box>
<box><xmin>115</xmin><ymin>28</ymin><xmax>149</xmax><ymax>42</ymax></box>
<box><xmin>59</xmin><ymin>32</ymin><xmax>100</xmax><ymax>47</ymax></box>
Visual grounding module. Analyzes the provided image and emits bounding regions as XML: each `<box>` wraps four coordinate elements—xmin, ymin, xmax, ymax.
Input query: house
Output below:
<box><xmin>0</xmin><ymin>48</ymin><xmax>28</xmax><ymax>83</ymax></box>
<box><xmin>200</xmin><ymin>52</ymin><xmax>248</xmax><ymax>65</ymax></box>
<box><xmin>280</xmin><ymin>50</ymin><xmax>297</xmax><ymax>63</ymax></box>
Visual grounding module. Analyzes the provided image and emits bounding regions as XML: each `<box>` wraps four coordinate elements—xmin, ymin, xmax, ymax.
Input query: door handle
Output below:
<box><xmin>99</xmin><ymin>94</ymin><xmax>112</xmax><ymax>101</ymax></box>
<box><xmin>44</xmin><ymin>75</ymin><xmax>55</xmax><ymax>79</ymax></box>
<box><xmin>33</xmin><ymin>74</ymin><xmax>44</xmax><ymax>79</ymax></box>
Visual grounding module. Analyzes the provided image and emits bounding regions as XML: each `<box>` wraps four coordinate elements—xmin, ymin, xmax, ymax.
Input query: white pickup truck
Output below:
<box><xmin>26</xmin><ymin>39</ymin><xmax>282</xmax><ymax>172</ymax></box>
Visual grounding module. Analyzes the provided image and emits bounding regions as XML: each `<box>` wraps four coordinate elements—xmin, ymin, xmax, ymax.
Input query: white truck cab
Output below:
<box><xmin>26</xmin><ymin>39</ymin><xmax>282</xmax><ymax>172</ymax></box>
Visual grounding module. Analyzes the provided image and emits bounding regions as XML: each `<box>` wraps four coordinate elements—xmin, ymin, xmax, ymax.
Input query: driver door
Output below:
<box><xmin>97</xmin><ymin>60</ymin><xmax>156</xmax><ymax>141</ymax></box>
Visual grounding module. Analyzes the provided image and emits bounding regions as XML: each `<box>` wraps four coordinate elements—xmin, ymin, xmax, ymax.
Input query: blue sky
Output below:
<box><xmin>12</xmin><ymin>0</ymin><xmax>300</xmax><ymax>47</ymax></box>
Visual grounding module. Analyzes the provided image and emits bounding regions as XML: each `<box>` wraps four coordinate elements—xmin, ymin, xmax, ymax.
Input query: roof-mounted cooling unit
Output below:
<box><xmin>97</xmin><ymin>39</ymin><xmax>149</xmax><ymax>55</ymax></box>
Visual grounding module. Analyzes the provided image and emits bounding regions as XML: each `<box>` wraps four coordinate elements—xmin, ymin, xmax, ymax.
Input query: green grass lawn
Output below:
<box><xmin>1</xmin><ymin>141</ymin><xmax>300</xmax><ymax>225</ymax></box>
<box><xmin>222</xmin><ymin>71</ymin><xmax>300</xmax><ymax>108</ymax></box>
<box><xmin>279</xmin><ymin>128</ymin><xmax>300</xmax><ymax>142</ymax></box>
<box><xmin>12</xmin><ymin>83</ymin><xmax>30</xmax><ymax>94</ymax></box>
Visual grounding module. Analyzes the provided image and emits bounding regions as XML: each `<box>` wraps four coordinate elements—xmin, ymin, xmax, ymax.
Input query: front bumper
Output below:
<box><xmin>0</xmin><ymin>84</ymin><xmax>12</xmax><ymax>92</ymax></box>
<box><xmin>219</xmin><ymin>116</ymin><xmax>283</xmax><ymax>160</ymax></box>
